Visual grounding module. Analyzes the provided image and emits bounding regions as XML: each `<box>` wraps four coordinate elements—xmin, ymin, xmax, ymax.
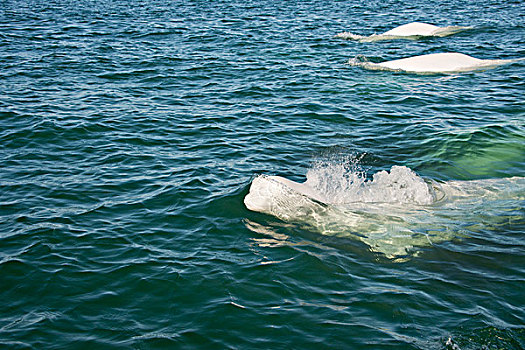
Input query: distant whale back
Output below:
<box><xmin>383</xmin><ymin>22</ymin><xmax>439</xmax><ymax>36</ymax></box>
<box><xmin>336</xmin><ymin>22</ymin><xmax>472</xmax><ymax>42</ymax></box>
<box><xmin>349</xmin><ymin>52</ymin><xmax>515</xmax><ymax>73</ymax></box>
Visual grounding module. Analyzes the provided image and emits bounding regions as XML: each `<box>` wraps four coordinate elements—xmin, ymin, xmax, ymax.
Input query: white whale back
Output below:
<box><xmin>378</xmin><ymin>52</ymin><xmax>483</xmax><ymax>72</ymax></box>
<box><xmin>383</xmin><ymin>22</ymin><xmax>439</xmax><ymax>36</ymax></box>
<box><xmin>336</xmin><ymin>22</ymin><xmax>472</xmax><ymax>42</ymax></box>
<box><xmin>349</xmin><ymin>52</ymin><xmax>514</xmax><ymax>73</ymax></box>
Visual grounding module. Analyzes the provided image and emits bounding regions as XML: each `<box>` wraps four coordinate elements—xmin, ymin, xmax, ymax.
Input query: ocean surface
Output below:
<box><xmin>1</xmin><ymin>0</ymin><xmax>524</xmax><ymax>349</ymax></box>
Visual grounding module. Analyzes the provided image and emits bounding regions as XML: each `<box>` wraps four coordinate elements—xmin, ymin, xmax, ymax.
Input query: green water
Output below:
<box><xmin>0</xmin><ymin>0</ymin><xmax>524</xmax><ymax>349</ymax></box>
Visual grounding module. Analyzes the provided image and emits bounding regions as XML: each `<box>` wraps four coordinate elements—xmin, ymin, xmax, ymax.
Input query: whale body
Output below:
<box><xmin>244</xmin><ymin>165</ymin><xmax>524</xmax><ymax>259</ymax></box>
<box><xmin>349</xmin><ymin>52</ymin><xmax>516</xmax><ymax>73</ymax></box>
<box><xmin>336</xmin><ymin>22</ymin><xmax>471</xmax><ymax>42</ymax></box>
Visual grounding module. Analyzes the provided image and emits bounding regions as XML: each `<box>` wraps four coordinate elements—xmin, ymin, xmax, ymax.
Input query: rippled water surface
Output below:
<box><xmin>1</xmin><ymin>0</ymin><xmax>524</xmax><ymax>349</ymax></box>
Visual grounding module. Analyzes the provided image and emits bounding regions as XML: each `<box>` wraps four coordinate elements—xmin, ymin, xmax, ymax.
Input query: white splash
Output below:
<box><xmin>336</xmin><ymin>22</ymin><xmax>471</xmax><ymax>42</ymax></box>
<box><xmin>304</xmin><ymin>165</ymin><xmax>437</xmax><ymax>205</ymax></box>
<box><xmin>349</xmin><ymin>53</ymin><xmax>518</xmax><ymax>74</ymax></box>
<box><xmin>244</xmin><ymin>163</ymin><xmax>524</xmax><ymax>259</ymax></box>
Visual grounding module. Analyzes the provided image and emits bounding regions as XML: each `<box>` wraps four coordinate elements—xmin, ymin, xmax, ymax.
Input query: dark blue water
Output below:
<box><xmin>1</xmin><ymin>0</ymin><xmax>524</xmax><ymax>349</ymax></box>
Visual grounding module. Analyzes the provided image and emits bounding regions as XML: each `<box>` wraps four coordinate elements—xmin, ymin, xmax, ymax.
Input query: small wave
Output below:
<box><xmin>335</xmin><ymin>32</ymin><xmax>365</xmax><ymax>41</ymax></box>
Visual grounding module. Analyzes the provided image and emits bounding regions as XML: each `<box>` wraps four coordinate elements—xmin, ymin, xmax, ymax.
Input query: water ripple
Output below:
<box><xmin>0</xmin><ymin>0</ymin><xmax>524</xmax><ymax>348</ymax></box>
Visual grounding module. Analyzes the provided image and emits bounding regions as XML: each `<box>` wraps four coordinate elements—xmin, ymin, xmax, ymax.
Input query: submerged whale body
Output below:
<box><xmin>349</xmin><ymin>52</ymin><xmax>516</xmax><ymax>73</ymax></box>
<box><xmin>244</xmin><ymin>165</ymin><xmax>524</xmax><ymax>259</ymax></box>
<box><xmin>336</xmin><ymin>22</ymin><xmax>471</xmax><ymax>42</ymax></box>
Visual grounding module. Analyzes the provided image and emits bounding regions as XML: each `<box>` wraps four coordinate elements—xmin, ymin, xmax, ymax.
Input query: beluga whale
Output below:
<box><xmin>349</xmin><ymin>52</ymin><xmax>519</xmax><ymax>74</ymax></box>
<box><xmin>244</xmin><ymin>163</ymin><xmax>525</xmax><ymax>260</ymax></box>
<box><xmin>336</xmin><ymin>22</ymin><xmax>472</xmax><ymax>42</ymax></box>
